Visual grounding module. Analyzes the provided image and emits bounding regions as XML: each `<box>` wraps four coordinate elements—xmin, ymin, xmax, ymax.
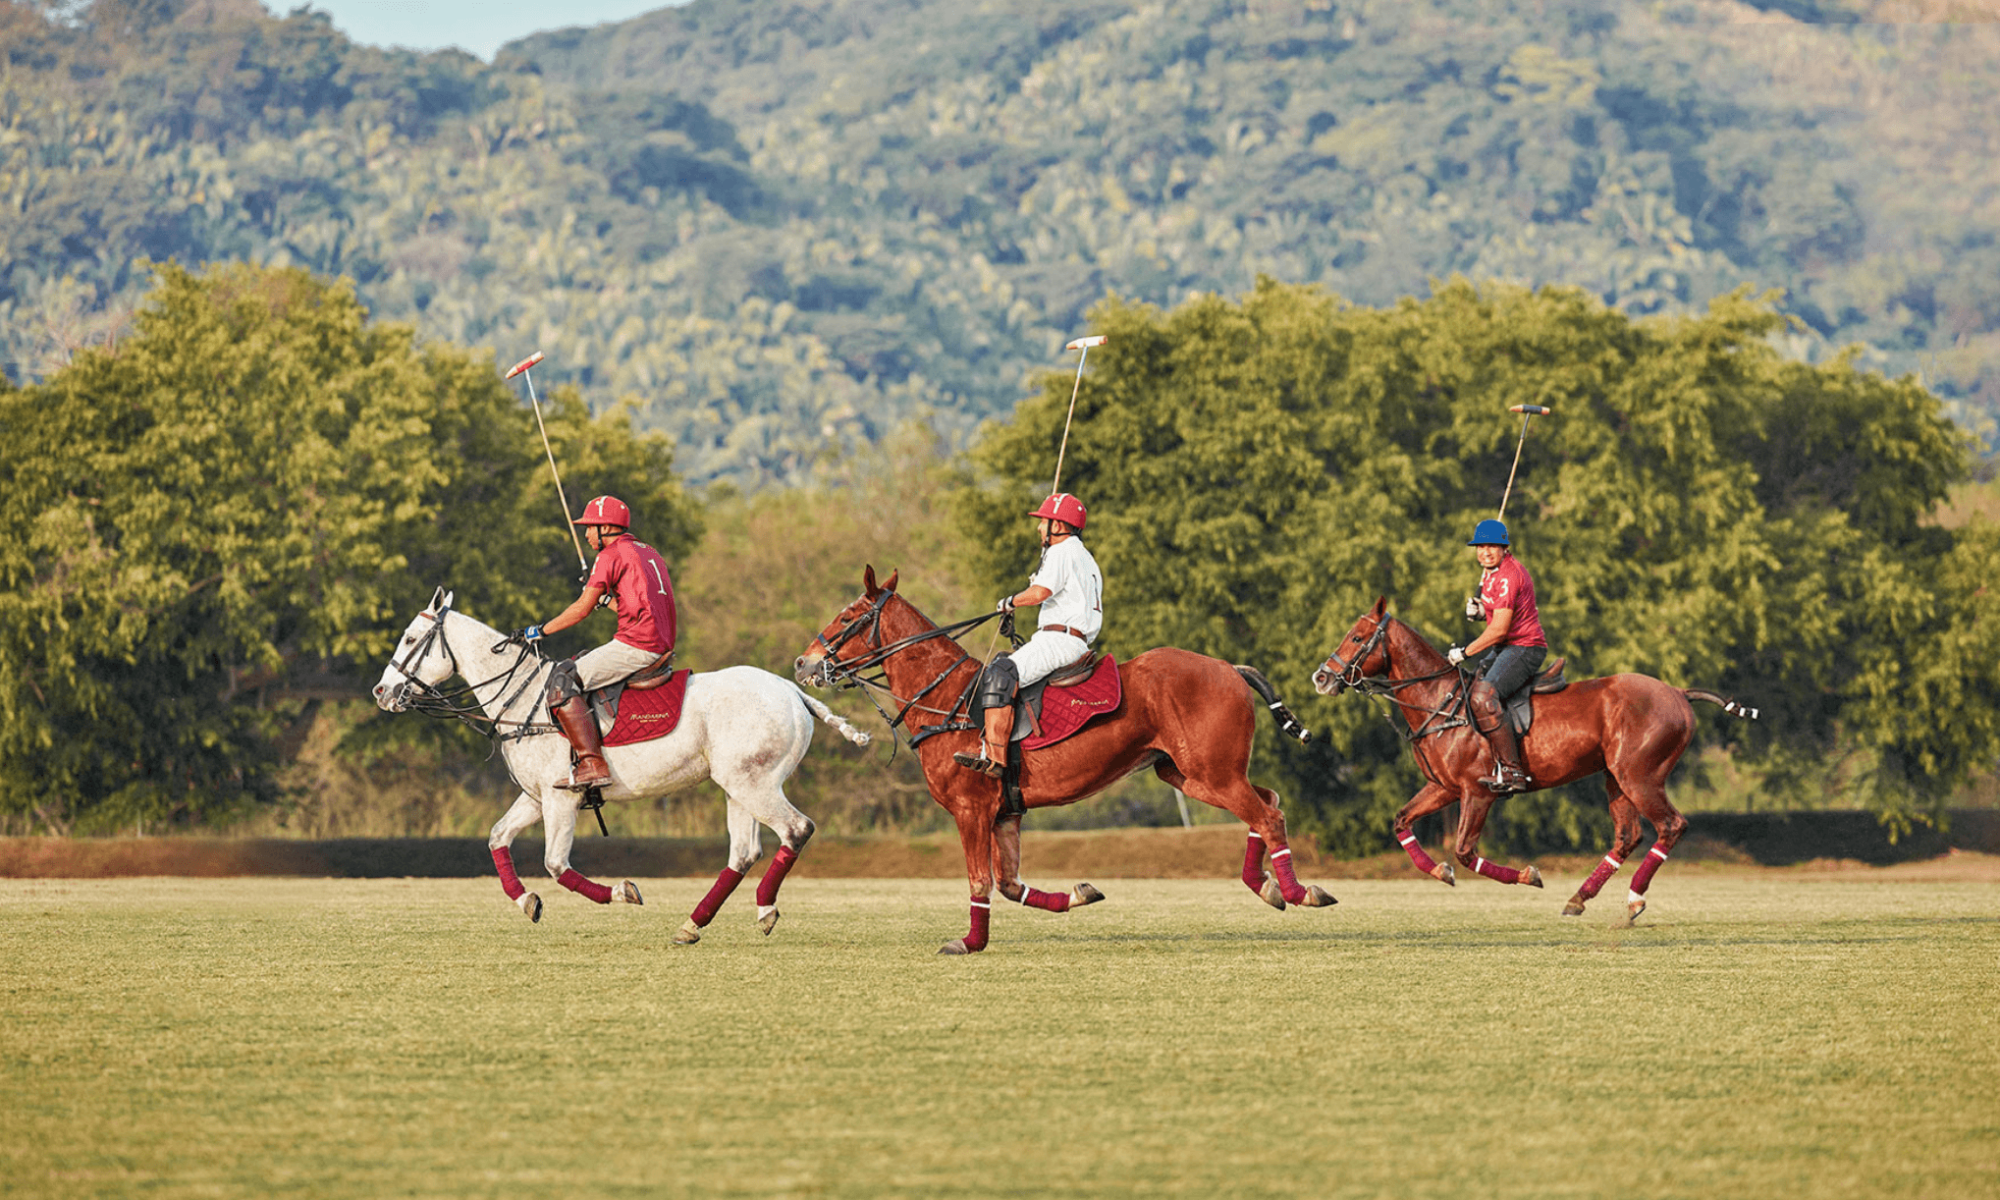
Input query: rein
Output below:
<box><xmin>811</xmin><ymin>595</ymin><xmax>1016</xmax><ymax>753</ymax></box>
<box><xmin>391</xmin><ymin>607</ymin><xmax>558</xmax><ymax>743</ymax></box>
<box><xmin>1325</xmin><ymin>615</ymin><xmax>1477</xmax><ymax>784</ymax></box>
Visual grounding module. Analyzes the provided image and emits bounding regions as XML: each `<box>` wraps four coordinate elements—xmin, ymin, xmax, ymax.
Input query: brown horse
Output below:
<box><xmin>1312</xmin><ymin>598</ymin><xmax>1757</xmax><ymax>923</ymax></box>
<box><xmin>796</xmin><ymin>567</ymin><xmax>1334</xmax><ymax>954</ymax></box>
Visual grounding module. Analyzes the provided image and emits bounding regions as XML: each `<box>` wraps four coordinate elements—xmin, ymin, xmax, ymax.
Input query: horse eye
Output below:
<box><xmin>403</xmin><ymin>636</ymin><xmax>415</xmax><ymax>645</ymax></box>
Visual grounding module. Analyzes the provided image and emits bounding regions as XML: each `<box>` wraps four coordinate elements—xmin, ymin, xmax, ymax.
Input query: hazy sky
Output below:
<box><xmin>293</xmin><ymin>2</ymin><xmax>683</xmax><ymax>60</ymax></box>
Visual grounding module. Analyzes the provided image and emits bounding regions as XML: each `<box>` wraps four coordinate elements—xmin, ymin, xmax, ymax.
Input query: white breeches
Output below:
<box><xmin>574</xmin><ymin>639</ymin><xmax>664</xmax><ymax>690</ymax></box>
<box><xmin>1011</xmin><ymin>630</ymin><xmax>1090</xmax><ymax>687</ymax></box>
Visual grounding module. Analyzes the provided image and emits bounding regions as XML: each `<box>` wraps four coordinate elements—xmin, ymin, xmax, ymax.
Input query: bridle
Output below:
<box><xmin>1319</xmin><ymin>613</ymin><xmax>1475</xmax><ymax>764</ymax></box>
<box><xmin>805</xmin><ymin>592</ymin><xmax>1012</xmax><ymax>752</ymax></box>
<box><xmin>385</xmin><ymin>604</ymin><xmax>555</xmax><ymax>743</ymax></box>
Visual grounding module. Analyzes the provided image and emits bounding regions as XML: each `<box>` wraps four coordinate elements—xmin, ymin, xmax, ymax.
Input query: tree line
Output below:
<box><xmin>2</xmin><ymin>262</ymin><xmax>1992</xmax><ymax>852</ymax></box>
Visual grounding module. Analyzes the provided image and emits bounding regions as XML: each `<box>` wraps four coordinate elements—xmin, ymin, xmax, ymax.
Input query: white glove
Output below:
<box><xmin>1464</xmin><ymin>596</ymin><xmax>1483</xmax><ymax>621</ymax></box>
<box><xmin>1447</xmin><ymin>645</ymin><xmax>1467</xmax><ymax>666</ymax></box>
<box><xmin>996</xmin><ymin>596</ymin><xmax>1015</xmax><ymax>614</ymax></box>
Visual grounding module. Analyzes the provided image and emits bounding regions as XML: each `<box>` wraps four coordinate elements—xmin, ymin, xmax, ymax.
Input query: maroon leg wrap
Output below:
<box><xmin>558</xmin><ymin>868</ymin><xmax>613</xmax><ymax>904</ymax></box>
<box><xmin>755</xmin><ymin>845</ymin><xmax>799</xmax><ymax>907</ymax></box>
<box><xmin>1472</xmin><ymin>855</ymin><xmax>1522</xmax><ymax>885</ymax></box>
<box><xmin>1241</xmin><ymin>833</ymin><xmax>1266</xmax><ymax>890</ymax></box>
<box><xmin>1578</xmin><ymin>853</ymin><xmax>1624</xmax><ymax>901</ymax></box>
<box><xmin>1397</xmin><ymin>831</ymin><xmax>1440</xmax><ymax>876</ymax></box>
<box><xmin>1269</xmin><ymin>848</ymin><xmax>1307</xmax><ymax>904</ymax></box>
<box><xmin>691</xmin><ymin>867</ymin><xmax>745</xmax><ymax>927</ymax></box>
<box><xmin>1020</xmin><ymin>887</ymin><xmax>1071</xmax><ymax>913</ymax></box>
<box><xmin>1629</xmin><ymin>845</ymin><xmax>1670</xmax><ymax>895</ymax></box>
<box><xmin>491</xmin><ymin>847</ymin><xmax>526</xmax><ymax>900</ymax></box>
<box><xmin>965</xmin><ymin>897</ymin><xmax>991</xmax><ymax>952</ymax></box>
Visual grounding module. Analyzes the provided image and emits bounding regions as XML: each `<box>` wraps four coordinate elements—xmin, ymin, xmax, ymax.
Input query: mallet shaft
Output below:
<box><xmin>1051</xmin><ymin>335</ymin><xmax>1107</xmax><ymax>496</ymax></box>
<box><xmin>517</xmin><ymin>359</ymin><xmax>588</xmax><ymax>571</ymax></box>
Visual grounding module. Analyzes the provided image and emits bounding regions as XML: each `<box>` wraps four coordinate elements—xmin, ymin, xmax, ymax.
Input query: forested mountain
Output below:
<box><xmin>5</xmin><ymin>0</ymin><xmax>1998</xmax><ymax>482</ymax></box>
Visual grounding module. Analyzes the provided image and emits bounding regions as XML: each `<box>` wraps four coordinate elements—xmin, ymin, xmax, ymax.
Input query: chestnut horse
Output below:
<box><xmin>1312</xmin><ymin>598</ymin><xmax>1757</xmax><ymax>923</ymax></box>
<box><xmin>796</xmin><ymin>567</ymin><xmax>1334</xmax><ymax>954</ymax></box>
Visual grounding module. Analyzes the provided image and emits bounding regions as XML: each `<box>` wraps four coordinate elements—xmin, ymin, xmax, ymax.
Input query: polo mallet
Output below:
<box><xmin>1496</xmin><ymin>403</ymin><xmax>1553</xmax><ymax>521</ymax></box>
<box><xmin>506</xmin><ymin>351</ymin><xmax>588</xmax><ymax>573</ymax></box>
<box><xmin>1050</xmin><ymin>335</ymin><xmax>1107</xmax><ymax>496</ymax></box>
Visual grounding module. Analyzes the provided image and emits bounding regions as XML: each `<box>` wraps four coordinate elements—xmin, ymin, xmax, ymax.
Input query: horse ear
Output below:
<box><xmin>1372</xmin><ymin>595</ymin><xmax>1387</xmax><ymax>617</ymax></box>
<box><xmin>441</xmin><ymin>590</ymin><xmax>454</xmax><ymax>611</ymax></box>
<box><xmin>863</xmin><ymin>565</ymin><xmax>880</xmax><ymax>597</ymax></box>
<box><xmin>882</xmin><ymin>569</ymin><xmax>899</xmax><ymax>593</ymax></box>
<box><xmin>428</xmin><ymin>586</ymin><xmax>445</xmax><ymax>612</ymax></box>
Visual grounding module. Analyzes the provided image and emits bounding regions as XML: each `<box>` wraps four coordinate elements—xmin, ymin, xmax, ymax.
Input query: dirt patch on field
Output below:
<box><xmin>5</xmin><ymin>830</ymin><xmax>1997</xmax><ymax>881</ymax></box>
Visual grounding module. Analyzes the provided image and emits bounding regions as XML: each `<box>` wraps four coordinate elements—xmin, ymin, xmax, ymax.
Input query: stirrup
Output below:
<box><xmin>951</xmin><ymin>749</ymin><xmax>1006</xmax><ymax>779</ymax></box>
<box><xmin>1479</xmin><ymin>764</ymin><xmax>1532</xmax><ymax>795</ymax></box>
<box><xmin>556</xmin><ymin>765</ymin><xmax>610</xmax><ymax>792</ymax></box>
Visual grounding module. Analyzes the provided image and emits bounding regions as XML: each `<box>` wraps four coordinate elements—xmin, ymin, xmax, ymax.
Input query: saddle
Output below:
<box><xmin>978</xmin><ymin>650</ymin><xmax>1104</xmax><ymax>743</ymax></box>
<box><xmin>586</xmin><ymin>651</ymin><xmax>676</xmax><ymax>729</ymax></box>
<box><xmin>1503</xmin><ymin>657</ymin><xmax>1569</xmax><ymax>736</ymax></box>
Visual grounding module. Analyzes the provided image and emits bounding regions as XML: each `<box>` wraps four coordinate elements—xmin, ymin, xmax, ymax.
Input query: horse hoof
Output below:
<box><xmin>1258</xmin><ymin>875</ymin><xmax>1287</xmax><ymax>910</ymax></box>
<box><xmin>1626</xmin><ymin>899</ymin><xmax>1646</xmax><ymax>926</ymax></box>
<box><xmin>1561</xmin><ymin>899</ymin><xmax>1586</xmax><ymax>917</ymax></box>
<box><xmin>758</xmin><ymin>907</ymin><xmax>780</xmax><ymax>936</ymax></box>
<box><xmin>1072</xmin><ymin>882</ymin><xmax>1105</xmax><ymax>907</ymax></box>
<box><xmin>673</xmin><ymin>919</ymin><xmax>702</xmax><ymax>945</ymax></box>
<box><xmin>1521</xmin><ymin>866</ymin><xmax>1543</xmax><ymax>889</ymax></box>
<box><xmin>616</xmin><ymin>880</ymin><xmax>644</xmax><ymax>906</ymax></box>
<box><xmin>938</xmin><ymin>939</ymin><xmax>971</xmax><ymax>956</ymax></box>
<box><xmin>1301</xmin><ymin>885</ymin><xmax>1338</xmax><ymax>908</ymax></box>
<box><xmin>1435</xmin><ymin>864</ymin><xmax>1456</xmax><ymax>887</ymax></box>
<box><xmin>518</xmin><ymin>892</ymin><xmax>542</xmax><ymax>923</ymax></box>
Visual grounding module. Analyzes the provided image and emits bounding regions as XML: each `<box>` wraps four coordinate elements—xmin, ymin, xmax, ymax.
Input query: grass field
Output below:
<box><xmin>2</xmin><ymin>872</ymin><xmax>1995</xmax><ymax>1198</ymax></box>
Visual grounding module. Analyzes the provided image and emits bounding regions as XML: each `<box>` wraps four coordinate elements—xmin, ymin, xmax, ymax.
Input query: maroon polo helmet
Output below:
<box><xmin>573</xmin><ymin>495</ymin><xmax>631</xmax><ymax>528</ymax></box>
<box><xmin>1029</xmin><ymin>492</ymin><xmax>1087</xmax><ymax>532</ymax></box>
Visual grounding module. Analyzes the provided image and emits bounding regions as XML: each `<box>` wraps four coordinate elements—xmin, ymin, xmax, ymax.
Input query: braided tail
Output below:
<box><xmin>1235</xmin><ymin>665</ymin><xmax>1313</xmax><ymax>743</ymax></box>
<box><xmin>1686</xmin><ymin>689</ymin><xmax>1759</xmax><ymax>721</ymax></box>
<box><xmin>793</xmin><ymin>686</ymin><xmax>873</xmax><ymax>745</ymax></box>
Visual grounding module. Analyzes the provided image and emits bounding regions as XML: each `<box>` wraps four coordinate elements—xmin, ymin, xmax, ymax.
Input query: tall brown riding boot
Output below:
<box><xmin>551</xmin><ymin>695</ymin><xmax>612</xmax><ymax>791</ymax></box>
<box><xmin>952</xmin><ymin>704</ymin><xmax>1012</xmax><ymax>779</ymax></box>
<box><xmin>1470</xmin><ymin>680</ymin><xmax>1532</xmax><ymax>795</ymax></box>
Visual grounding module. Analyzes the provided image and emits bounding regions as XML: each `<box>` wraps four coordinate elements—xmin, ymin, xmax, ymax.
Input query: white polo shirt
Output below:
<box><xmin>1028</xmin><ymin>536</ymin><xmax>1103</xmax><ymax>642</ymax></box>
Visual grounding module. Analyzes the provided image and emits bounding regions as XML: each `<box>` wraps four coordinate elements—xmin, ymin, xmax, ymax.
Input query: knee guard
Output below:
<box><xmin>544</xmin><ymin>659</ymin><xmax>583</xmax><ymax>707</ymax></box>
<box><xmin>977</xmin><ymin>654</ymin><xmax>1019</xmax><ymax>711</ymax></box>
<box><xmin>1468</xmin><ymin>679</ymin><xmax>1502</xmax><ymax>734</ymax></box>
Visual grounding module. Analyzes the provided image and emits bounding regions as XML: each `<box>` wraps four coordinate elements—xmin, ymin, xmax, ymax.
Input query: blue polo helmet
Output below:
<box><xmin>1468</xmin><ymin>519</ymin><xmax>1510</xmax><ymax>547</ymax></box>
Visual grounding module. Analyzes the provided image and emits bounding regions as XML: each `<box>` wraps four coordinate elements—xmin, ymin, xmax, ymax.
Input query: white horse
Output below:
<box><xmin>371</xmin><ymin>589</ymin><xmax>869</xmax><ymax>941</ymax></box>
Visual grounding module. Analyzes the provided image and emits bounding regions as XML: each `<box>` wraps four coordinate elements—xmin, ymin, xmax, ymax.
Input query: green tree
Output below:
<box><xmin>0</xmin><ymin>262</ymin><xmax>700</xmax><ymax>832</ymax></box>
<box><xmin>956</xmin><ymin>278</ymin><xmax>1983</xmax><ymax>853</ymax></box>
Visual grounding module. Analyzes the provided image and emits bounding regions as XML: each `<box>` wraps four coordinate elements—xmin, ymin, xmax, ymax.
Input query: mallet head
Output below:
<box><xmin>1065</xmin><ymin>335</ymin><xmax>1108</xmax><ymax>352</ymax></box>
<box><xmin>505</xmin><ymin>351</ymin><xmax>545</xmax><ymax>380</ymax></box>
<box><xmin>1509</xmin><ymin>404</ymin><xmax>1552</xmax><ymax>415</ymax></box>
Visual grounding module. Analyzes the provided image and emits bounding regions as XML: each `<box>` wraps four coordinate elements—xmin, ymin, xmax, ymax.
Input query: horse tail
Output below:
<box><xmin>793</xmin><ymin>685</ymin><xmax>873</xmax><ymax>745</ymax></box>
<box><xmin>1685</xmin><ymin>689</ymin><xmax>1760</xmax><ymax>721</ymax></box>
<box><xmin>1234</xmin><ymin>665</ymin><xmax>1313</xmax><ymax>743</ymax></box>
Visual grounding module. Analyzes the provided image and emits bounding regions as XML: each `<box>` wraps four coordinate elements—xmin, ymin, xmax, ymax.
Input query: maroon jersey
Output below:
<box><xmin>586</xmin><ymin>536</ymin><xmax>677</xmax><ymax>654</ymax></box>
<box><xmin>1478</xmin><ymin>555</ymin><xmax>1547</xmax><ymax>649</ymax></box>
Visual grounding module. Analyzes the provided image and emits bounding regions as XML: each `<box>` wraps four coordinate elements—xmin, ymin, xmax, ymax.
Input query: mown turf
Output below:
<box><xmin>0</xmin><ymin>874</ymin><xmax>1994</xmax><ymax>1198</ymax></box>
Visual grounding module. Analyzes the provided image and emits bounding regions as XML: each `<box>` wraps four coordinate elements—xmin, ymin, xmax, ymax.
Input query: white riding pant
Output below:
<box><xmin>1010</xmin><ymin>630</ymin><xmax>1090</xmax><ymax>687</ymax></box>
<box><xmin>574</xmin><ymin>639</ymin><xmax>664</xmax><ymax>690</ymax></box>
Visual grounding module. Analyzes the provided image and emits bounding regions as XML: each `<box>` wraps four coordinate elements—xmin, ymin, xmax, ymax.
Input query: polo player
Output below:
<box><xmin>1448</xmin><ymin>518</ymin><xmax>1548</xmax><ymax>795</ymax></box>
<box><xmin>953</xmin><ymin>492</ymin><xmax>1103</xmax><ymax>778</ymax></box>
<box><xmin>516</xmin><ymin>495</ymin><xmax>678</xmax><ymax>791</ymax></box>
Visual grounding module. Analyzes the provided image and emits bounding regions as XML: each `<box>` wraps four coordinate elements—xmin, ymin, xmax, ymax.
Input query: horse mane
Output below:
<box><xmin>1386</xmin><ymin>615</ymin><xmax>1450</xmax><ymax>676</ymax></box>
